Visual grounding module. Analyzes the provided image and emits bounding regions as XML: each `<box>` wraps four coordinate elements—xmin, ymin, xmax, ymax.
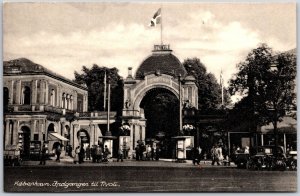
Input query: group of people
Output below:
<box><xmin>135</xmin><ymin>143</ymin><xmax>160</xmax><ymax>161</ymax></box>
<box><xmin>191</xmin><ymin>144</ymin><xmax>229</xmax><ymax>166</ymax></box>
<box><xmin>92</xmin><ymin>144</ymin><xmax>111</xmax><ymax>163</ymax></box>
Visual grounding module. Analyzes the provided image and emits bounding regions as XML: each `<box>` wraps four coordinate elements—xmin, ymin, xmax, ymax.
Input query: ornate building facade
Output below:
<box><xmin>3</xmin><ymin>58</ymin><xmax>116</xmax><ymax>158</ymax></box>
<box><xmin>121</xmin><ymin>45</ymin><xmax>198</xmax><ymax>157</ymax></box>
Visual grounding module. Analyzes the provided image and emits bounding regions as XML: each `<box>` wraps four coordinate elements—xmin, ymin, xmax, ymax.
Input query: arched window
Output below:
<box><xmin>50</xmin><ymin>89</ymin><xmax>55</xmax><ymax>106</ymax></box>
<box><xmin>4</xmin><ymin>87</ymin><xmax>9</xmax><ymax>112</ymax></box>
<box><xmin>22</xmin><ymin>86</ymin><xmax>31</xmax><ymax>105</ymax></box>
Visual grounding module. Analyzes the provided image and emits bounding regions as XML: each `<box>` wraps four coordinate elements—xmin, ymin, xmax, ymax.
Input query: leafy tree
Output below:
<box><xmin>229</xmin><ymin>44</ymin><xmax>296</xmax><ymax>154</ymax></box>
<box><xmin>74</xmin><ymin>64</ymin><xmax>124</xmax><ymax>115</ymax></box>
<box><xmin>183</xmin><ymin>58</ymin><xmax>230</xmax><ymax>113</ymax></box>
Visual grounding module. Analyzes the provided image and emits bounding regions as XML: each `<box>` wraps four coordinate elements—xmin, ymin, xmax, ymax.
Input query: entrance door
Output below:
<box><xmin>20</xmin><ymin>126</ymin><xmax>31</xmax><ymax>159</ymax></box>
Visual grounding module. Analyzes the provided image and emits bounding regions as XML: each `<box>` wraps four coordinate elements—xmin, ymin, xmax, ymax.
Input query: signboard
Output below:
<box><xmin>177</xmin><ymin>140</ymin><xmax>184</xmax><ymax>149</ymax></box>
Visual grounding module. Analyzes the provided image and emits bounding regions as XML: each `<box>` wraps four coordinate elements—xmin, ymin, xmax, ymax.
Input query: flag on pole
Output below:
<box><xmin>149</xmin><ymin>8</ymin><xmax>161</xmax><ymax>27</ymax></box>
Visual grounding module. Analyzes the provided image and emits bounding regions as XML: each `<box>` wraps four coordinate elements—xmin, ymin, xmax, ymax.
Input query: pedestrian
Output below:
<box><xmin>192</xmin><ymin>147</ymin><xmax>200</xmax><ymax>165</ymax></box>
<box><xmin>55</xmin><ymin>144</ymin><xmax>61</xmax><ymax>162</ymax></box>
<box><xmin>146</xmin><ymin>145</ymin><xmax>152</xmax><ymax>160</ymax></box>
<box><xmin>135</xmin><ymin>145</ymin><xmax>140</xmax><ymax>161</ymax></box>
<box><xmin>39</xmin><ymin>144</ymin><xmax>47</xmax><ymax>165</ymax></box>
<box><xmin>155</xmin><ymin>146</ymin><xmax>160</xmax><ymax>161</ymax></box>
<box><xmin>86</xmin><ymin>145</ymin><xmax>91</xmax><ymax>160</ymax></box>
<box><xmin>74</xmin><ymin>146</ymin><xmax>80</xmax><ymax>164</ymax></box>
<box><xmin>95</xmin><ymin>145</ymin><xmax>103</xmax><ymax>163</ymax></box>
<box><xmin>151</xmin><ymin>145</ymin><xmax>156</xmax><ymax>161</ymax></box>
<box><xmin>68</xmin><ymin>145</ymin><xmax>73</xmax><ymax>157</ymax></box>
<box><xmin>103</xmin><ymin>145</ymin><xmax>111</xmax><ymax>163</ymax></box>
<box><xmin>139</xmin><ymin>143</ymin><xmax>145</xmax><ymax>161</ymax></box>
<box><xmin>117</xmin><ymin>146</ymin><xmax>123</xmax><ymax>162</ymax></box>
<box><xmin>211</xmin><ymin>144</ymin><xmax>220</xmax><ymax>166</ymax></box>
<box><xmin>79</xmin><ymin>145</ymin><xmax>85</xmax><ymax>164</ymax></box>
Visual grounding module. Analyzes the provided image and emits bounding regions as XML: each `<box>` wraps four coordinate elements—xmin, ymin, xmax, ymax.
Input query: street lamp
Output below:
<box><xmin>178</xmin><ymin>74</ymin><xmax>182</xmax><ymax>136</ymax></box>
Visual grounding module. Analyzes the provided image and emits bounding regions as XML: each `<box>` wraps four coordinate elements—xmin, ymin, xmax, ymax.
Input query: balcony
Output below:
<box><xmin>78</xmin><ymin>111</ymin><xmax>117</xmax><ymax>119</ymax></box>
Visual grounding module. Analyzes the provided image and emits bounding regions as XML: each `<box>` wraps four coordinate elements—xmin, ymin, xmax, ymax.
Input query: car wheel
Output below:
<box><xmin>290</xmin><ymin>161</ymin><xmax>297</xmax><ymax>171</ymax></box>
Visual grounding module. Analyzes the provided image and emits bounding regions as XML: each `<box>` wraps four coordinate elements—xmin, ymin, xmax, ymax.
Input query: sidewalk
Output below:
<box><xmin>20</xmin><ymin>156</ymin><xmax>236</xmax><ymax>168</ymax></box>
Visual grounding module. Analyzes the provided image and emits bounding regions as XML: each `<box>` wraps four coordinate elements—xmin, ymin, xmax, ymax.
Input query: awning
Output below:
<box><xmin>48</xmin><ymin>132</ymin><xmax>69</xmax><ymax>141</ymax></box>
<box><xmin>260</xmin><ymin>116</ymin><xmax>296</xmax><ymax>134</ymax></box>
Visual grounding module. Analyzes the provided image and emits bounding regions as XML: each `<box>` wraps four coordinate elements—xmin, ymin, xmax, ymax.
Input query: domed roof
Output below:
<box><xmin>135</xmin><ymin>45</ymin><xmax>187</xmax><ymax>79</ymax></box>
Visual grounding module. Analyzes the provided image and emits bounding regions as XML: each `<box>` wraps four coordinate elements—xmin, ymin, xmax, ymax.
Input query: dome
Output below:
<box><xmin>135</xmin><ymin>45</ymin><xmax>187</xmax><ymax>79</ymax></box>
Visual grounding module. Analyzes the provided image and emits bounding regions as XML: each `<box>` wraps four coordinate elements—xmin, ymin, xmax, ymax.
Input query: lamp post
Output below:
<box><xmin>178</xmin><ymin>74</ymin><xmax>182</xmax><ymax>136</ymax></box>
<box><xmin>106</xmin><ymin>75</ymin><xmax>111</xmax><ymax>136</ymax></box>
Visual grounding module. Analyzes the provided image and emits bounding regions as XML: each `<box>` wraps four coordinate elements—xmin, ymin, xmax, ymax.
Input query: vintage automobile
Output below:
<box><xmin>246</xmin><ymin>145</ymin><xmax>286</xmax><ymax>171</ymax></box>
<box><xmin>234</xmin><ymin>152</ymin><xmax>250</xmax><ymax>168</ymax></box>
<box><xmin>286</xmin><ymin>150</ymin><xmax>297</xmax><ymax>170</ymax></box>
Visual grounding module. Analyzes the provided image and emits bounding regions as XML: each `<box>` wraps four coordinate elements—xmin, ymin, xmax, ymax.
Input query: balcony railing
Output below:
<box><xmin>44</xmin><ymin>105</ymin><xmax>64</xmax><ymax>114</ymax></box>
<box><xmin>78</xmin><ymin>111</ymin><xmax>117</xmax><ymax>118</ymax></box>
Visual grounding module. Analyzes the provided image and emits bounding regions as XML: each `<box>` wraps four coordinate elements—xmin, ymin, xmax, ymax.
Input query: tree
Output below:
<box><xmin>183</xmin><ymin>58</ymin><xmax>230</xmax><ymax>113</ymax></box>
<box><xmin>229</xmin><ymin>44</ymin><xmax>296</xmax><ymax>155</ymax></box>
<box><xmin>74</xmin><ymin>64</ymin><xmax>124</xmax><ymax>115</ymax></box>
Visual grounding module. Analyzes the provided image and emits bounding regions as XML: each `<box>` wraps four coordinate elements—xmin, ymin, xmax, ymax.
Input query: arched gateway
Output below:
<box><xmin>122</xmin><ymin>44</ymin><xmax>198</xmax><ymax>158</ymax></box>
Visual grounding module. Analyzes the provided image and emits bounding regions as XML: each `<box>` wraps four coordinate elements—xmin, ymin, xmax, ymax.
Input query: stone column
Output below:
<box><xmin>90</xmin><ymin>124</ymin><xmax>95</xmax><ymax>146</ymax></box>
<box><xmin>129</xmin><ymin>123</ymin><xmax>134</xmax><ymax>158</ymax></box>
<box><xmin>142</xmin><ymin>126</ymin><xmax>146</xmax><ymax>142</ymax></box>
<box><xmin>9</xmin><ymin>80</ymin><xmax>14</xmax><ymax>104</ymax></box>
<box><xmin>70</xmin><ymin>123</ymin><xmax>74</xmax><ymax>148</ymax></box>
<box><xmin>16</xmin><ymin>80</ymin><xmax>21</xmax><ymax>104</ymax></box>
<box><xmin>45</xmin><ymin>81</ymin><xmax>49</xmax><ymax>105</ymax></box>
<box><xmin>57</xmin><ymin>85</ymin><xmax>61</xmax><ymax>108</ymax></box>
<box><xmin>13</xmin><ymin>120</ymin><xmax>19</xmax><ymax>146</ymax></box>
<box><xmin>73</xmin><ymin>124</ymin><xmax>79</xmax><ymax>149</ymax></box>
<box><xmin>40</xmin><ymin>80</ymin><xmax>45</xmax><ymax>104</ymax></box>
<box><xmin>73</xmin><ymin>92</ymin><xmax>77</xmax><ymax>111</ymax></box>
<box><xmin>31</xmin><ymin>80</ymin><xmax>37</xmax><ymax>104</ymax></box>
<box><xmin>5</xmin><ymin>120</ymin><xmax>10</xmax><ymax>148</ymax></box>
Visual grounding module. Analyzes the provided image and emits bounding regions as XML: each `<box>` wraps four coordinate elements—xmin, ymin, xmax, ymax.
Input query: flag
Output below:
<box><xmin>149</xmin><ymin>8</ymin><xmax>161</xmax><ymax>27</ymax></box>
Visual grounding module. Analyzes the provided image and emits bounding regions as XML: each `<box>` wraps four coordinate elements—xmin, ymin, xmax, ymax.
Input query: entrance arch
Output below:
<box><xmin>77</xmin><ymin>129</ymin><xmax>90</xmax><ymax>147</ymax></box>
<box><xmin>121</xmin><ymin>44</ymin><xmax>198</xmax><ymax>158</ymax></box>
<box><xmin>140</xmin><ymin>87</ymin><xmax>179</xmax><ymax>158</ymax></box>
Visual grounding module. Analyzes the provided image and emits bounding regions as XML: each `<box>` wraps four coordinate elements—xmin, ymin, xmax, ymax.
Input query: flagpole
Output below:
<box><xmin>161</xmin><ymin>6</ymin><xmax>163</xmax><ymax>45</ymax></box>
<box><xmin>221</xmin><ymin>69</ymin><xmax>224</xmax><ymax>106</ymax></box>
<box><xmin>104</xmin><ymin>70</ymin><xmax>107</xmax><ymax>111</ymax></box>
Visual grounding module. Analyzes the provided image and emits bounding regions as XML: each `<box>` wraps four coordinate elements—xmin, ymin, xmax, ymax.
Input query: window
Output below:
<box><xmin>50</xmin><ymin>89</ymin><xmax>55</xmax><ymax>106</ymax></box>
<box><xmin>34</xmin><ymin>134</ymin><xmax>39</xmax><ymax>141</ymax></box>
<box><xmin>22</xmin><ymin>86</ymin><xmax>31</xmax><ymax>105</ymax></box>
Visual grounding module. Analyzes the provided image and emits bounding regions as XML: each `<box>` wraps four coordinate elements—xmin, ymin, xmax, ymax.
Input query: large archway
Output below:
<box><xmin>122</xmin><ymin>44</ymin><xmax>198</xmax><ymax>158</ymax></box>
<box><xmin>140</xmin><ymin>88</ymin><xmax>179</xmax><ymax>158</ymax></box>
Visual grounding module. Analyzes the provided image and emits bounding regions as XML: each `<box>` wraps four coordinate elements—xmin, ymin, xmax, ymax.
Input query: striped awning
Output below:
<box><xmin>48</xmin><ymin>132</ymin><xmax>69</xmax><ymax>141</ymax></box>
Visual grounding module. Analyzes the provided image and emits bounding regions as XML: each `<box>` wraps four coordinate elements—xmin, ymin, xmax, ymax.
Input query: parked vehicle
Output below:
<box><xmin>286</xmin><ymin>151</ymin><xmax>297</xmax><ymax>171</ymax></box>
<box><xmin>234</xmin><ymin>152</ymin><xmax>250</xmax><ymax>168</ymax></box>
<box><xmin>4</xmin><ymin>145</ymin><xmax>22</xmax><ymax>166</ymax></box>
<box><xmin>246</xmin><ymin>146</ymin><xmax>286</xmax><ymax>171</ymax></box>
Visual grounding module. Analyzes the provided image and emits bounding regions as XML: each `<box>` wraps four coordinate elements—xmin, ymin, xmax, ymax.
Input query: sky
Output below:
<box><xmin>3</xmin><ymin>2</ymin><xmax>296</xmax><ymax>96</ymax></box>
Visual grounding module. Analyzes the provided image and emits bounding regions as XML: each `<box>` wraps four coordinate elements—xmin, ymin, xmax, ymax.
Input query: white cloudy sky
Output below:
<box><xmin>3</xmin><ymin>2</ymin><xmax>296</xmax><ymax>89</ymax></box>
